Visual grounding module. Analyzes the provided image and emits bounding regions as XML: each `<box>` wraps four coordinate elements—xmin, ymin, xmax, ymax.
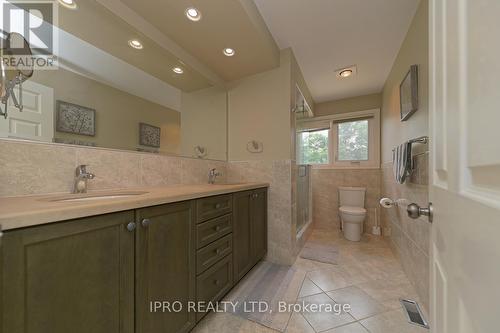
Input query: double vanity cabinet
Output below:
<box><xmin>0</xmin><ymin>186</ymin><xmax>268</xmax><ymax>333</ymax></box>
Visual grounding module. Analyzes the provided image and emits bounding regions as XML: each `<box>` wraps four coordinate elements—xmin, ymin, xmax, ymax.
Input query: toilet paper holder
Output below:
<box><xmin>379</xmin><ymin>197</ymin><xmax>395</xmax><ymax>208</ymax></box>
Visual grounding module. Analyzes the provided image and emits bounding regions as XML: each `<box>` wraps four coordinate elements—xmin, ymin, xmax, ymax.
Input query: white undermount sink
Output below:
<box><xmin>46</xmin><ymin>191</ymin><xmax>148</xmax><ymax>203</ymax></box>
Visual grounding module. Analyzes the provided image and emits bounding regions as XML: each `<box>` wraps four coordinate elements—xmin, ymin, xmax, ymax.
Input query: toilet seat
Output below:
<box><xmin>339</xmin><ymin>206</ymin><xmax>366</xmax><ymax>216</ymax></box>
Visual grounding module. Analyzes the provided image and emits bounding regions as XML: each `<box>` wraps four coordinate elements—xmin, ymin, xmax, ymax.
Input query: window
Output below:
<box><xmin>297</xmin><ymin>109</ymin><xmax>380</xmax><ymax>168</ymax></box>
<box><xmin>298</xmin><ymin>129</ymin><xmax>329</xmax><ymax>164</ymax></box>
<box><xmin>337</xmin><ymin>120</ymin><xmax>369</xmax><ymax>161</ymax></box>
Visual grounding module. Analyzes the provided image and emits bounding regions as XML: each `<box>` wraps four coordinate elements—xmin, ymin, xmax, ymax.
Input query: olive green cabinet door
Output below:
<box><xmin>1</xmin><ymin>211</ymin><xmax>135</xmax><ymax>333</ymax></box>
<box><xmin>251</xmin><ymin>188</ymin><xmax>268</xmax><ymax>265</ymax></box>
<box><xmin>232</xmin><ymin>190</ymin><xmax>254</xmax><ymax>282</ymax></box>
<box><xmin>136</xmin><ymin>201</ymin><xmax>196</xmax><ymax>333</ymax></box>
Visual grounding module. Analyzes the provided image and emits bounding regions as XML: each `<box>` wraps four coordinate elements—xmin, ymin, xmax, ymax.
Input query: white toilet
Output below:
<box><xmin>338</xmin><ymin>187</ymin><xmax>367</xmax><ymax>242</ymax></box>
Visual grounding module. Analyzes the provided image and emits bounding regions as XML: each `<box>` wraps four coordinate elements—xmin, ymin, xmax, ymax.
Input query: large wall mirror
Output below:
<box><xmin>0</xmin><ymin>0</ymin><xmax>228</xmax><ymax>161</ymax></box>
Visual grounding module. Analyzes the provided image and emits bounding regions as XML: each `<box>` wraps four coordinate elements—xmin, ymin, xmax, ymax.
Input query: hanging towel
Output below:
<box><xmin>392</xmin><ymin>141</ymin><xmax>413</xmax><ymax>184</ymax></box>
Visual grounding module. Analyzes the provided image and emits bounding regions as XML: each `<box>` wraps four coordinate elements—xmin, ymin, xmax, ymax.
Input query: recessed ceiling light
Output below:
<box><xmin>128</xmin><ymin>39</ymin><xmax>143</xmax><ymax>50</ymax></box>
<box><xmin>336</xmin><ymin>65</ymin><xmax>357</xmax><ymax>79</ymax></box>
<box><xmin>172</xmin><ymin>67</ymin><xmax>184</xmax><ymax>74</ymax></box>
<box><xmin>185</xmin><ymin>7</ymin><xmax>202</xmax><ymax>21</ymax></box>
<box><xmin>59</xmin><ymin>0</ymin><xmax>77</xmax><ymax>9</ymax></box>
<box><xmin>223</xmin><ymin>48</ymin><xmax>235</xmax><ymax>57</ymax></box>
<box><xmin>339</xmin><ymin>69</ymin><xmax>353</xmax><ymax>78</ymax></box>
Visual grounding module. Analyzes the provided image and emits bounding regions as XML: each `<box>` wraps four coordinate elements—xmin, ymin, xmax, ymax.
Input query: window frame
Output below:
<box><xmin>334</xmin><ymin>119</ymin><xmax>370</xmax><ymax>163</ymax></box>
<box><xmin>297</xmin><ymin>128</ymin><xmax>330</xmax><ymax>165</ymax></box>
<box><xmin>297</xmin><ymin>109</ymin><xmax>380</xmax><ymax>169</ymax></box>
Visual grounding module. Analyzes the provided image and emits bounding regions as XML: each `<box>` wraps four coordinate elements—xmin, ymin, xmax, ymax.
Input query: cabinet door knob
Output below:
<box><xmin>216</xmin><ymin>248</ymin><xmax>221</xmax><ymax>255</ymax></box>
<box><xmin>126</xmin><ymin>222</ymin><xmax>136</xmax><ymax>232</ymax></box>
<box><xmin>215</xmin><ymin>203</ymin><xmax>221</xmax><ymax>209</ymax></box>
<box><xmin>141</xmin><ymin>219</ymin><xmax>151</xmax><ymax>228</ymax></box>
<box><xmin>215</xmin><ymin>225</ymin><xmax>221</xmax><ymax>232</ymax></box>
<box><xmin>214</xmin><ymin>279</ymin><xmax>220</xmax><ymax>286</ymax></box>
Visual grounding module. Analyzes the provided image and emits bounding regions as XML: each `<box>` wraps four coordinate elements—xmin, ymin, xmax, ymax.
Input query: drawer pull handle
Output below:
<box><xmin>215</xmin><ymin>203</ymin><xmax>222</xmax><ymax>209</ymax></box>
<box><xmin>126</xmin><ymin>222</ymin><xmax>136</xmax><ymax>232</ymax></box>
<box><xmin>214</xmin><ymin>279</ymin><xmax>220</xmax><ymax>286</ymax></box>
<box><xmin>216</xmin><ymin>248</ymin><xmax>221</xmax><ymax>255</ymax></box>
<box><xmin>214</xmin><ymin>225</ymin><xmax>221</xmax><ymax>232</ymax></box>
<box><xmin>141</xmin><ymin>219</ymin><xmax>151</xmax><ymax>228</ymax></box>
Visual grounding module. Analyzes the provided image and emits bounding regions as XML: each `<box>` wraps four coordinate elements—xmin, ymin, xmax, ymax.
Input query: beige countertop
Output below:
<box><xmin>0</xmin><ymin>183</ymin><xmax>268</xmax><ymax>231</ymax></box>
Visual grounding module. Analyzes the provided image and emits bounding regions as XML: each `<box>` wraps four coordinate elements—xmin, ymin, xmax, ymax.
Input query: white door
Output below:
<box><xmin>0</xmin><ymin>80</ymin><xmax>54</xmax><ymax>142</ymax></box>
<box><xmin>429</xmin><ymin>0</ymin><xmax>500</xmax><ymax>332</ymax></box>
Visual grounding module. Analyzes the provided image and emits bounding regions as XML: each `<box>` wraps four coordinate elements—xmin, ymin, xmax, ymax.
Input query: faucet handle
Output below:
<box><xmin>76</xmin><ymin>164</ymin><xmax>86</xmax><ymax>175</ymax></box>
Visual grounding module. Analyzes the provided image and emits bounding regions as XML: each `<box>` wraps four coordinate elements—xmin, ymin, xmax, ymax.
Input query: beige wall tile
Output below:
<box><xmin>0</xmin><ymin>140</ymin><xmax>229</xmax><ymax>196</ymax></box>
<box><xmin>0</xmin><ymin>140</ymin><xmax>76</xmax><ymax>196</ymax></box>
<box><xmin>380</xmin><ymin>155</ymin><xmax>430</xmax><ymax>312</ymax></box>
<box><xmin>227</xmin><ymin>160</ymin><xmax>295</xmax><ymax>265</ymax></box>
<box><xmin>140</xmin><ymin>154</ymin><xmax>182</xmax><ymax>186</ymax></box>
<box><xmin>311</xmin><ymin>168</ymin><xmax>381</xmax><ymax>231</ymax></box>
<box><xmin>76</xmin><ymin>148</ymin><xmax>141</xmax><ymax>190</ymax></box>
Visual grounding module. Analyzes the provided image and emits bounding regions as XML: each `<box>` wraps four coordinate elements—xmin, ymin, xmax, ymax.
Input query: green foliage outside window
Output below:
<box><xmin>299</xmin><ymin>130</ymin><xmax>329</xmax><ymax>164</ymax></box>
<box><xmin>337</xmin><ymin>120</ymin><xmax>368</xmax><ymax>161</ymax></box>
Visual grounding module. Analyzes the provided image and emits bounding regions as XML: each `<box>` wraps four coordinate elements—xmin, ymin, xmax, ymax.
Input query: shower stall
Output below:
<box><xmin>296</xmin><ymin>164</ymin><xmax>312</xmax><ymax>235</ymax></box>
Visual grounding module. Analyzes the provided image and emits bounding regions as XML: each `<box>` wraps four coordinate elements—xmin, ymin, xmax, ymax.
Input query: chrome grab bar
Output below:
<box><xmin>392</xmin><ymin>136</ymin><xmax>428</xmax><ymax>152</ymax></box>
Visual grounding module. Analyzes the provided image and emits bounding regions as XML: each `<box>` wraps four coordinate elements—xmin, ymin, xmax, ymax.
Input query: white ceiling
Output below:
<box><xmin>253</xmin><ymin>0</ymin><xmax>420</xmax><ymax>103</ymax></box>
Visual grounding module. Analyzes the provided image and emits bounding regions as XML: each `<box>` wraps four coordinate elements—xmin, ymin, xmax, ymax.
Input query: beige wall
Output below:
<box><xmin>381</xmin><ymin>0</ymin><xmax>428</xmax><ymax>163</ymax></box>
<box><xmin>312</xmin><ymin>169</ymin><xmax>381</xmax><ymax>232</ymax></box>
<box><xmin>33</xmin><ymin>68</ymin><xmax>181</xmax><ymax>155</ymax></box>
<box><xmin>226</xmin><ymin>48</ymin><xmax>314</xmax><ymax>265</ymax></box>
<box><xmin>382</xmin><ymin>155</ymin><xmax>429</xmax><ymax>311</ymax></box>
<box><xmin>227</xmin><ymin>50</ymin><xmax>292</xmax><ymax>161</ymax></box>
<box><xmin>380</xmin><ymin>0</ymin><xmax>429</xmax><ymax>312</ymax></box>
<box><xmin>181</xmin><ymin>86</ymin><xmax>228</xmax><ymax>160</ymax></box>
<box><xmin>314</xmin><ymin>93</ymin><xmax>382</xmax><ymax>117</ymax></box>
<box><xmin>0</xmin><ymin>139</ymin><xmax>227</xmax><ymax>197</ymax></box>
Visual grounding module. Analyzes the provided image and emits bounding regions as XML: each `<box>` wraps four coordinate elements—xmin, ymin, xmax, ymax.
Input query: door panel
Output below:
<box><xmin>1</xmin><ymin>211</ymin><xmax>135</xmax><ymax>333</ymax></box>
<box><xmin>429</xmin><ymin>0</ymin><xmax>500</xmax><ymax>332</ymax></box>
<box><xmin>251</xmin><ymin>189</ymin><xmax>267</xmax><ymax>265</ymax></box>
<box><xmin>136</xmin><ymin>202</ymin><xmax>195</xmax><ymax>333</ymax></box>
<box><xmin>232</xmin><ymin>191</ymin><xmax>253</xmax><ymax>282</ymax></box>
<box><xmin>0</xmin><ymin>81</ymin><xmax>54</xmax><ymax>142</ymax></box>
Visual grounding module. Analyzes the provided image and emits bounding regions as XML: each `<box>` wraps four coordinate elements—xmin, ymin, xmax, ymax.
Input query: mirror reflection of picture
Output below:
<box><xmin>56</xmin><ymin>101</ymin><xmax>96</xmax><ymax>136</ymax></box>
<box><xmin>139</xmin><ymin>123</ymin><xmax>161</xmax><ymax>148</ymax></box>
<box><xmin>400</xmin><ymin>64</ymin><xmax>419</xmax><ymax>121</ymax></box>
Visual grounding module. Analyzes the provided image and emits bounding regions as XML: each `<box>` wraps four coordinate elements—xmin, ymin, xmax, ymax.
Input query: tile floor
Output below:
<box><xmin>193</xmin><ymin>227</ymin><xmax>428</xmax><ymax>333</ymax></box>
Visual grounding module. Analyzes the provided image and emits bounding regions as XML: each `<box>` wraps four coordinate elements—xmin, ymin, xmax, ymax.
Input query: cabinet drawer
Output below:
<box><xmin>196</xmin><ymin>194</ymin><xmax>232</xmax><ymax>222</ymax></box>
<box><xmin>196</xmin><ymin>255</ymin><xmax>233</xmax><ymax>310</ymax></box>
<box><xmin>196</xmin><ymin>214</ymin><xmax>232</xmax><ymax>249</ymax></box>
<box><xmin>196</xmin><ymin>234</ymin><xmax>232</xmax><ymax>274</ymax></box>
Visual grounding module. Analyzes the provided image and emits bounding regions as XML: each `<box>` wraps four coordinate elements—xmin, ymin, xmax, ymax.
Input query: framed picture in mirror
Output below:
<box><xmin>400</xmin><ymin>64</ymin><xmax>419</xmax><ymax>121</ymax></box>
<box><xmin>56</xmin><ymin>101</ymin><xmax>96</xmax><ymax>136</ymax></box>
<box><xmin>139</xmin><ymin>123</ymin><xmax>161</xmax><ymax>148</ymax></box>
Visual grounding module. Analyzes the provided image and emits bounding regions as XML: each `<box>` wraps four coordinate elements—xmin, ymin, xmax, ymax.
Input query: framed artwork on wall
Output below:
<box><xmin>139</xmin><ymin>123</ymin><xmax>161</xmax><ymax>148</ymax></box>
<box><xmin>400</xmin><ymin>64</ymin><xmax>419</xmax><ymax>121</ymax></box>
<box><xmin>56</xmin><ymin>101</ymin><xmax>96</xmax><ymax>136</ymax></box>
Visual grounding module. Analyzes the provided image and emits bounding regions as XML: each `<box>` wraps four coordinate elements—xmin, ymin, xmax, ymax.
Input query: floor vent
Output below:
<box><xmin>400</xmin><ymin>299</ymin><xmax>429</xmax><ymax>329</ymax></box>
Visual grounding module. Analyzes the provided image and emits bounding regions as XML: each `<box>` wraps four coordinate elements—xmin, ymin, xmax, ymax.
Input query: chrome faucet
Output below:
<box><xmin>73</xmin><ymin>165</ymin><xmax>95</xmax><ymax>193</ymax></box>
<box><xmin>208</xmin><ymin>168</ymin><xmax>222</xmax><ymax>184</ymax></box>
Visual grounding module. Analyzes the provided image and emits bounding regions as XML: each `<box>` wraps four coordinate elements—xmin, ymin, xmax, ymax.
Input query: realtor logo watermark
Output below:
<box><xmin>1</xmin><ymin>0</ymin><xmax>58</xmax><ymax>70</ymax></box>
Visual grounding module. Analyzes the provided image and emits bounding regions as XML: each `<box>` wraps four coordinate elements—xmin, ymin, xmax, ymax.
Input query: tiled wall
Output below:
<box><xmin>381</xmin><ymin>152</ymin><xmax>430</xmax><ymax>310</ymax></box>
<box><xmin>0</xmin><ymin>140</ymin><xmax>295</xmax><ymax>266</ymax></box>
<box><xmin>0</xmin><ymin>140</ymin><xmax>227</xmax><ymax>197</ymax></box>
<box><xmin>227</xmin><ymin>160</ymin><xmax>295</xmax><ymax>265</ymax></box>
<box><xmin>311</xmin><ymin>168</ymin><xmax>381</xmax><ymax>232</ymax></box>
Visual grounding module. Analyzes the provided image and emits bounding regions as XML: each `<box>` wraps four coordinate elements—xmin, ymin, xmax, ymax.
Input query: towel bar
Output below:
<box><xmin>392</xmin><ymin>136</ymin><xmax>428</xmax><ymax>152</ymax></box>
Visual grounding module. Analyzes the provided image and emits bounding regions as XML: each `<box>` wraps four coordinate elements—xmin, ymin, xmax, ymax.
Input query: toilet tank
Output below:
<box><xmin>339</xmin><ymin>187</ymin><xmax>366</xmax><ymax>207</ymax></box>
